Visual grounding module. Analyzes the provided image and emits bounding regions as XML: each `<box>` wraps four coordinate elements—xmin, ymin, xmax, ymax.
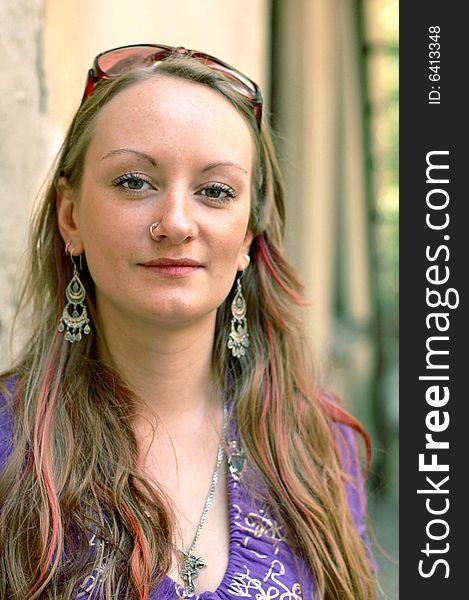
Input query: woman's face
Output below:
<box><xmin>58</xmin><ymin>75</ymin><xmax>254</xmax><ymax>331</ymax></box>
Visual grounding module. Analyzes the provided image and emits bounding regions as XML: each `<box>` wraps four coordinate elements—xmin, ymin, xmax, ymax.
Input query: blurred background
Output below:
<box><xmin>0</xmin><ymin>0</ymin><xmax>398</xmax><ymax>597</ymax></box>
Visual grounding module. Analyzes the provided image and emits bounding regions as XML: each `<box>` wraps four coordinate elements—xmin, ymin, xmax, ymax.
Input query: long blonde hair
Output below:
<box><xmin>0</xmin><ymin>56</ymin><xmax>375</xmax><ymax>599</ymax></box>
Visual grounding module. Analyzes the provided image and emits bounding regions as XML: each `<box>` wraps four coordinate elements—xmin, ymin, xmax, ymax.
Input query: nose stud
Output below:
<box><xmin>149</xmin><ymin>222</ymin><xmax>160</xmax><ymax>240</ymax></box>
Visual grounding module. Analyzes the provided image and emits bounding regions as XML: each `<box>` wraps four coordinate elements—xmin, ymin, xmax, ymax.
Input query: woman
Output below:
<box><xmin>0</xmin><ymin>45</ymin><xmax>375</xmax><ymax>599</ymax></box>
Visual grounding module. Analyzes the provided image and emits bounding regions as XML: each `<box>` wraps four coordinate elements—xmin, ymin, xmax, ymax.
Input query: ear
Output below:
<box><xmin>56</xmin><ymin>177</ymin><xmax>84</xmax><ymax>255</ymax></box>
<box><xmin>238</xmin><ymin>230</ymin><xmax>254</xmax><ymax>271</ymax></box>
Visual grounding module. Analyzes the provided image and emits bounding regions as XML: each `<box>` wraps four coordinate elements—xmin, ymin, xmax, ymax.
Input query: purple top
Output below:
<box><xmin>0</xmin><ymin>382</ymin><xmax>371</xmax><ymax>600</ymax></box>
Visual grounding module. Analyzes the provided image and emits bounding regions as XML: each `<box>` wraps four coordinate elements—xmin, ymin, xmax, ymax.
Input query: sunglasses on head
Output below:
<box><xmin>81</xmin><ymin>44</ymin><xmax>263</xmax><ymax>125</ymax></box>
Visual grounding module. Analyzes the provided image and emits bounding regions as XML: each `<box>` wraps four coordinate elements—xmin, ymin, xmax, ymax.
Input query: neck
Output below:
<box><xmin>97</xmin><ymin>305</ymin><xmax>222</xmax><ymax>430</ymax></box>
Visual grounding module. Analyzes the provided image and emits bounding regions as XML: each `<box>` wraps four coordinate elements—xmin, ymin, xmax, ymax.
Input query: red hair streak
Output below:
<box><xmin>256</xmin><ymin>235</ymin><xmax>305</xmax><ymax>305</ymax></box>
<box><xmin>121</xmin><ymin>502</ymin><xmax>151</xmax><ymax>600</ymax></box>
<box><xmin>321</xmin><ymin>390</ymin><xmax>372</xmax><ymax>472</ymax></box>
<box><xmin>31</xmin><ymin>333</ymin><xmax>64</xmax><ymax>592</ymax></box>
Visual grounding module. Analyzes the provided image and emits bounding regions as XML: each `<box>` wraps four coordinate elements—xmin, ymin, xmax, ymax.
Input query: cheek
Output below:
<box><xmin>80</xmin><ymin>212</ymin><xmax>114</xmax><ymax>263</ymax></box>
<box><xmin>76</xmin><ymin>198</ymin><xmax>137</xmax><ymax>279</ymax></box>
<box><xmin>207</xmin><ymin>235</ymin><xmax>247</xmax><ymax>289</ymax></box>
<box><xmin>210</xmin><ymin>213</ymin><xmax>249</xmax><ymax>257</ymax></box>
<box><xmin>77</xmin><ymin>185</ymin><xmax>138</xmax><ymax>243</ymax></box>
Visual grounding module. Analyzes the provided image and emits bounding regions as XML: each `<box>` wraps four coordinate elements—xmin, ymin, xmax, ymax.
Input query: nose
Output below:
<box><xmin>150</xmin><ymin>185</ymin><xmax>198</xmax><ymax>245</ymax></box>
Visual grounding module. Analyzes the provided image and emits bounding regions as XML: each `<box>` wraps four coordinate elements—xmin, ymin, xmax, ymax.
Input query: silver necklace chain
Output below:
<box><xmin>172</xmin><ymin>403</ymin><xmax>228</xmax><ymax>595</ymax></box>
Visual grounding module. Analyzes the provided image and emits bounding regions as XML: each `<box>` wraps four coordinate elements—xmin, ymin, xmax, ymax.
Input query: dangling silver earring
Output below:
<box><xmin>58</xmin><ymin>245</ymin><xmax>91</xmax><ymax>343</ymax></box>
<box><xmin>227</xmin><ymin>255</ymin><xmax>250</xmax><ymax>359</ymax></box>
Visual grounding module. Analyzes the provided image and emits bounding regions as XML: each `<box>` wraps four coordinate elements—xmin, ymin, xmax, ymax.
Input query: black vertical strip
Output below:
<box><xmin>400</xmin><ymin>2</ymin><xmax>466</xmax><ymax>596</ymax></box>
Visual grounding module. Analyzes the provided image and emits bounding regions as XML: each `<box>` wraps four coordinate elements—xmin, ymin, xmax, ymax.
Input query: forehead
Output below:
<box><xmin>86</xmin><ymin>75</ymin><xmax>255</xmax><ymax>167</ymax></box>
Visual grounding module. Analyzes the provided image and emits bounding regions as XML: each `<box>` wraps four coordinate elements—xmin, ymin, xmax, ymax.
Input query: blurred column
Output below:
<box><xmin>272</xmin><ymin>0</ymin><xmax>338</xmax><ymax>353</ymax></box>
<box><xmin>272</xmin><ymin>0</ymin><xmax>373</xmax><ymax>412</ymax></box>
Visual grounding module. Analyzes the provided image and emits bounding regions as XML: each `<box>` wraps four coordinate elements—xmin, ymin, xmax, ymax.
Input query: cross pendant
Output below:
<box><xmin>180</xmin><ymin>553</ymin><xmax>206</xmax><ymax>595</ymax></box>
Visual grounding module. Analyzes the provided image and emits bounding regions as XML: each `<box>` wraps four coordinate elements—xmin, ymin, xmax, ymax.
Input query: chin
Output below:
<box><xmin>141</xmin><ymin>303</ymin><xmax>217</xmax><ymax>327</ymax></box>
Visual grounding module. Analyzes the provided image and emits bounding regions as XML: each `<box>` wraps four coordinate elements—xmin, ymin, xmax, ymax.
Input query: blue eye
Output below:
<box><xmin>200</xmin><ymin>183</ymin><xmax>237</xmax><ymax>202</ymax></box>
<box><xmin>125</xmin><ymin>178</ymin><xmax>147</xmax><ymax>190</ymax></box>
<box><xmin>112</xmin><ymin>172</ymin><xmax>153</xmax><ymax>192</ymax></box>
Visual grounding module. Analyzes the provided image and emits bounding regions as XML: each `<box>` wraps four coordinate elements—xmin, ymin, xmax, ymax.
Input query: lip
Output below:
<box><xmin>139</xmin><ymin>257</ymin><xmax>203</xmax><ymax>278</ymax></box>
<box><xmin>140</xmin><ymin>257</ymin><xmax>202</xmax><ymax>267</ymax></box>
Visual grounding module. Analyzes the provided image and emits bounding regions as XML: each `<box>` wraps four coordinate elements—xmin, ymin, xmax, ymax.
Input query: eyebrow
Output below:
<box><xmin>202</xmin><ymin>161</ymin><xmax>248</xmax><ymax>176</ymax></box>
<box><xmin>100</xmin><ymin>150</ymin><xmax>248</xmax><ymax>176</ymax></box>
<box><xmin>100</xmin><ymin>148</ymin><xmax>157</xmax><ymax>165</ymax></box>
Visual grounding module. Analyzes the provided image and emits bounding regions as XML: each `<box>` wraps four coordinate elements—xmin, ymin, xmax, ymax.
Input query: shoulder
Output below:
<box><xmin>319</xmin><ymin>388</ymin><xmax>370</xmax><ymax>476</ymax></box>
<box><xmin>334</xmin><ymin>420</ymin><xmax>366</xmax><ymax>478</ymax></box>
<box><xmin>319</xmin><ymin>389</ymin><xmax>370</xmax><ymax>534</ymax></box>
<box><xmin>0</xmin><ymin>375</ymin><xmax>17</xmax><ymax>472</ymax></box>
<box><xmin>335</xmin><ymin>421</ymin><xmax>368</xmax><ymax>528</ymax></box>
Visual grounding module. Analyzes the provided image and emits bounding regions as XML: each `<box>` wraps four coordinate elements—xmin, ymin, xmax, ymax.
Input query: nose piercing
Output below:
<box><xmin>149</xmin><ymin>222</ymin><xmax>160</xmax><ymax>240</ymax></box>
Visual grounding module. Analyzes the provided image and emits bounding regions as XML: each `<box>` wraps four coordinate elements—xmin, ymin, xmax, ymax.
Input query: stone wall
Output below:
<box><xmin>0</xmin><ymin>0</ymin><xmax>52</xmax><ymax>369</ymax></box>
